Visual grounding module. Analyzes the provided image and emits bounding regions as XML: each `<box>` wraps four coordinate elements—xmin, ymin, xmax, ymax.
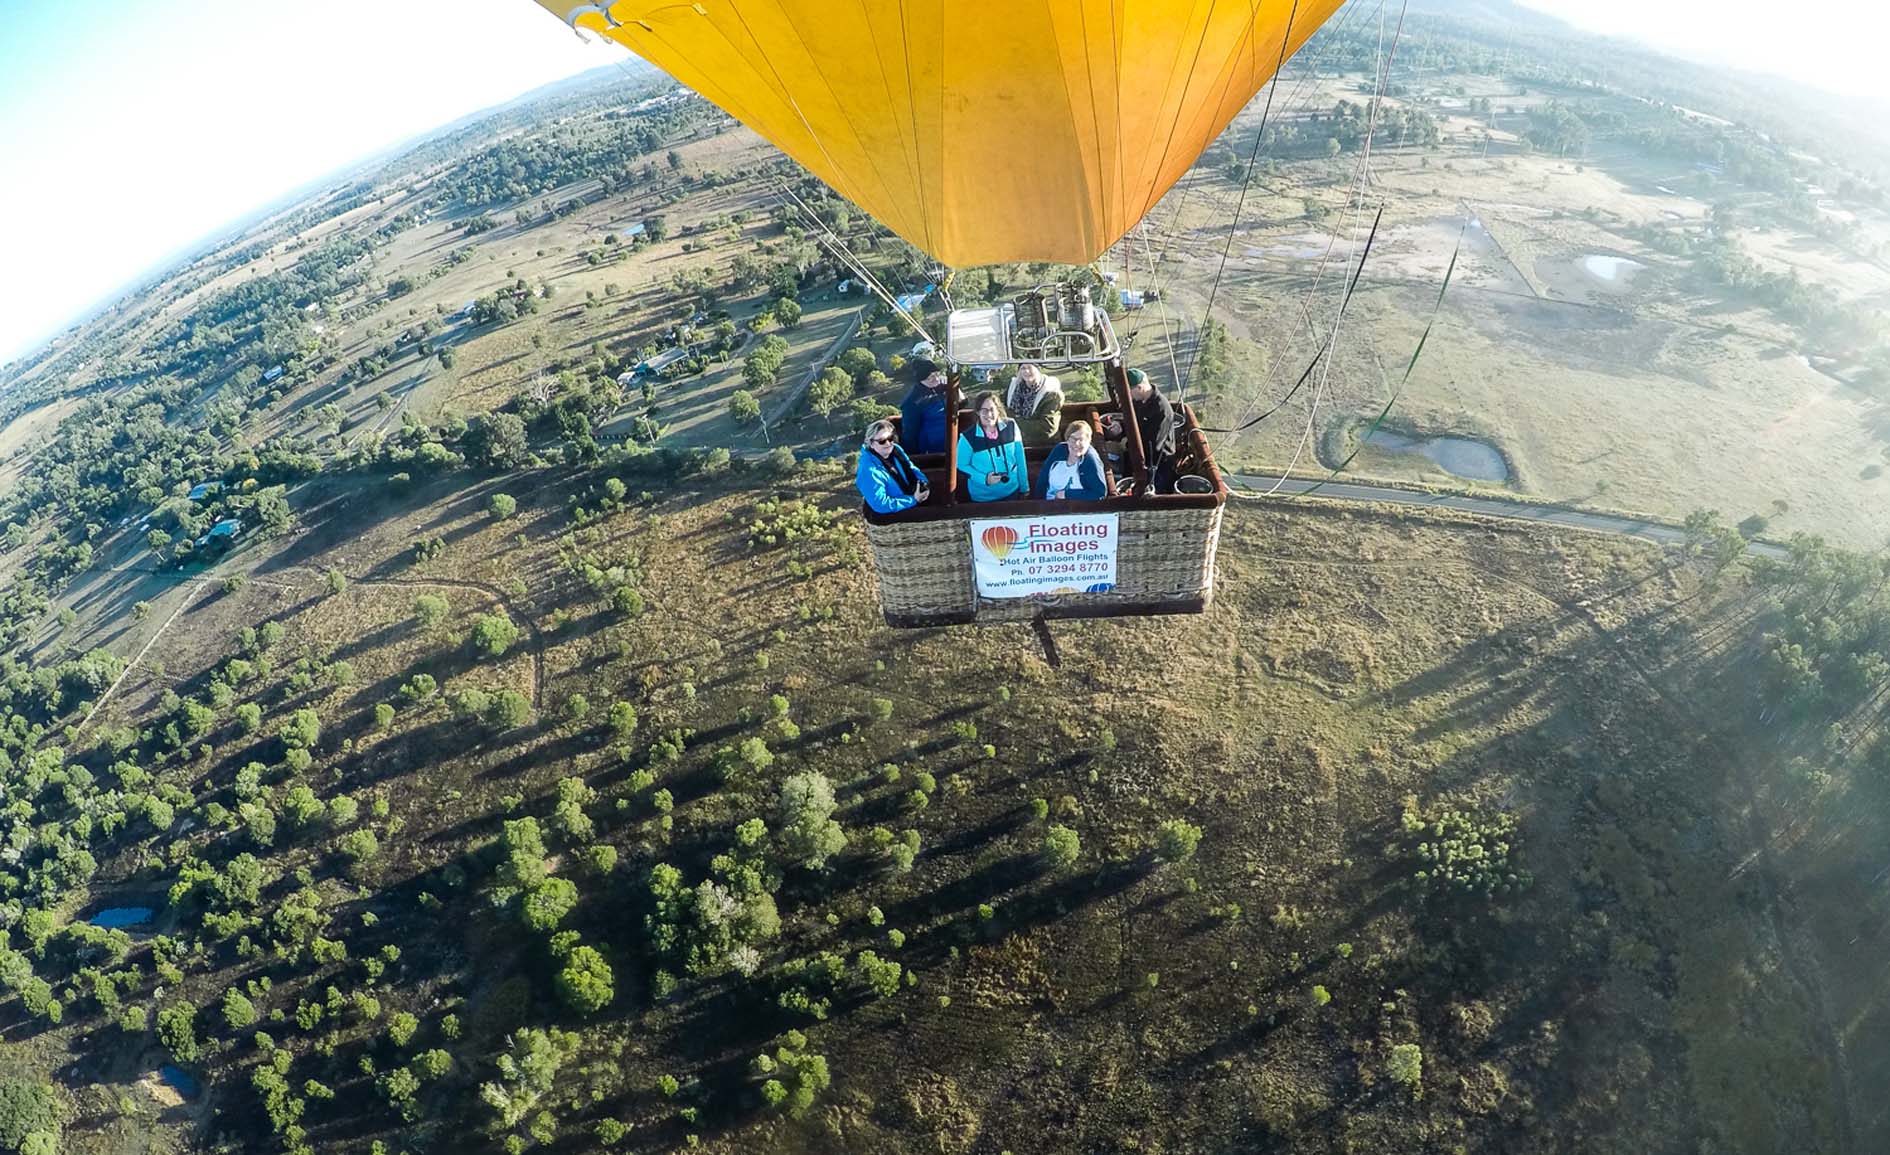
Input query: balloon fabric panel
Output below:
<box><xmin>538</xmin><ymin>0</ymin><xmax>1346</xmax><ymax>266</ymax></box>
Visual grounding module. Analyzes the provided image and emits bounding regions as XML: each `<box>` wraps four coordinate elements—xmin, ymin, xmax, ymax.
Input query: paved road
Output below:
<box><xmin>1230</xmin><ymin>473</ymin><xmax>1791</xmax><ymax>561</ymax></box>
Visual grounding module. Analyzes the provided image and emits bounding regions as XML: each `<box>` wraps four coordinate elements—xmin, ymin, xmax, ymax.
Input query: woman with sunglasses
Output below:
<box><xmin>855</xmin><ymin>418</ymin><xmax>931</xmax><ymax>514</ymax></box>
<box><xmin>954</xmin><ymin>391</ymin><xmax>1029</xmax><ymax>502</ymax></box>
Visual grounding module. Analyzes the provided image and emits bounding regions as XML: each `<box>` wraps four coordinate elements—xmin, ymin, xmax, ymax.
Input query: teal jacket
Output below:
<box><xmin>955</xmin><ymin>421</ymin><xmax>1029</xmax><ymax>502</ymax></box>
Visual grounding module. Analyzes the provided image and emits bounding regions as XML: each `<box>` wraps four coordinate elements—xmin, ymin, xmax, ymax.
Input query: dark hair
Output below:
<box><xmin>911</xmin><ymin>358</ymin><xmax>940</xmax><ymax>385</ymax></box>
<box><xmin>970</xmin><ymin>391</ymin><xmax>1007</xmax><ymax>422</ymax></box>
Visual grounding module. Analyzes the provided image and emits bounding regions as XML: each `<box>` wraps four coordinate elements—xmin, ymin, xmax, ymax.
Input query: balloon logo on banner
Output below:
<box><xmin>980</xmin><ymin>525</ymin><xmax>1020</xmax><ymax>560</ymax></box>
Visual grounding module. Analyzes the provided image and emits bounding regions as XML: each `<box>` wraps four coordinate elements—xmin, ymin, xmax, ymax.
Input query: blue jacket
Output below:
<box><xmin>955</xmin><ymin>421</ymin><xmax>1029</xmax><ymax>502</ymax></box>
<box><xmin>899</xmin><ymin>385</ymin><xmax>950</xmax><ymax>455</ymax></box>
<box><xmin>856</xmin><ymin>445</ymin><xmax>929</xmax><ymax>514</ymax></box>
<box><xmin>1033</xmin><ymin>446</ymin><xmax>1107</xmax><ymax>501</ymax></box>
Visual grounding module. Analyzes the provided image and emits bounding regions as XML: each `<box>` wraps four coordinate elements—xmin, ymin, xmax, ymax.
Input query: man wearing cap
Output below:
<box><xmin>899</xmin><ymin>358</ymin><xmax>951</xmax><ymax>455</ymax></box>
<box><xmin>1125</xmin><ymin>367</ymin><xmax>1178</xmax><ymax>493</ymax></box>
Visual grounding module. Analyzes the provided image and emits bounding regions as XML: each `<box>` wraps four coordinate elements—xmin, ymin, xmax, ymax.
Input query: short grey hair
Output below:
<box><xmin>862</xmin><ymin>418</ymin><xmax>898</xmax><ymax>447</ymax></box>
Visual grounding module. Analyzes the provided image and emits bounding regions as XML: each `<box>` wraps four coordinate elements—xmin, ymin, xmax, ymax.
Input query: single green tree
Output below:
<box><xmin>555</xmin><ymin>945</ymin><xmax>615</xmax><ymax>1014</ymax></box>
<box><xmin>1042</xmin><ymin>825</ymin><xmax>1081</xmax><ymax>870</ymax></box>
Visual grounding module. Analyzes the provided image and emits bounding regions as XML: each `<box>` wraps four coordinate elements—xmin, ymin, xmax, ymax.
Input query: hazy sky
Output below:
<box><xmin>1</xmin><ymin>0</ymin><xmax>1881</xmax><ymax>365</ymax></box>
<box><xmin>1517</xmin><ymin>0</ymin><xmax>1886</xmax><ymax>100</ymax></box>
<box><xmin>0</xmin><ymin>0</ymin><xmax>619</xmax><ymax>363</ymax></box>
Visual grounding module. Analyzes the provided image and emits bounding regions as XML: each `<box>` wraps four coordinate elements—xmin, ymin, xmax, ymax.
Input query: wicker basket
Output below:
<box><xmin>863</xmin><ymin>385</ymin><xmax>1226</xmax><ymax>628</ymax></box>
<box><xmin>864</xmin><ymin>495</ymin><xmax>1224</xmax><ymax>628</ymax></box>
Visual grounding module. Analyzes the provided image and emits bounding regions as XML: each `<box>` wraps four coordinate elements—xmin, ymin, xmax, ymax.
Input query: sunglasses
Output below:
<box><xmin>870</xmin><ymin>435</ymin><xmax>895</xmax><ymax>445</ymax></box>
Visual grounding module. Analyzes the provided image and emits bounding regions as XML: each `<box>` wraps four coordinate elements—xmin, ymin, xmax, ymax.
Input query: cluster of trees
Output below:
<box><xmin>429</xmin><ymin>103</ymin><xmax>707</xmax><ymax>208</ymax></box>
<box><xmin>468</xmin><ymin>279</ymin><xmax>550</xmax><ymax>327</ymax></box>
<box><xmin>1748</xmin><ymin>534</ymin><xmax>1890</xmax><ymax>723</ymax></box>
<box><xmin>1687</xmin><ymin>236</ymin><xmax>1878</xmax><ymax>350</ymax></box>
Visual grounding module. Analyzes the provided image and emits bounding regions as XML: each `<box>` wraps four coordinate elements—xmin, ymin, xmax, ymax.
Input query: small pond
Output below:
<box><xmin>1362</xmin><ymin>429</ymin><xmax>1509</xmax><ymax>483</ymax></box>
<box><xmin>88</xmin><ymin>907</ymin><xmax>155</xmax><ymax>929</ymax></box>
<box><xmin>158</xmin><ymin>1066</ymin><xmax>200</xmax><ymax>1099</ymax></box>
<box><xmin>1581</xmin><ymin>254</ymin><xmax>1643</xmax><ymax>283</ymax></box>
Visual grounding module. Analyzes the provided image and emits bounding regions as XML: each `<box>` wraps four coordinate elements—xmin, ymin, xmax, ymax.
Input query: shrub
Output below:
<box><xmin>1155</xmin><ymin>819</ymin><xmax>1203</xmax><ymax>863</ymax></box>
<box><xmin>1395</xmin><ymin>797</ymin><xmax>1530</xmax><ymax>902</ymax></box>
<box><xmin>450</xmin><ymin>687</ymin><xmax>492</xmax><ymax>719</ymax></box>
<box><xmin>387</xmin><ymin>1012</ymin><xmax>419</xmax><ymax>1047</ymax></box>
<box><xmin>326</xmin><ymin>795</ymin><xmax>359</xmax><ymax>826</ymax></box>
<box><xmin>740</xmin><ymin>737</ymin><xmax>773</xmax><ymax>773</ymax></box>
<box><xmin>282</xmin><ymin>785</ymin><xmax>324</xmax><ymax>828</ymax></box>
<box><xmin>1310</xmin><ymin>985</ymin><xmax>1331</xmax><ymax>1008</ymax></box>
<box><xmin>777</xmin><ymin>772</ymin><xmax>846</xmax><ymax>869</ymax></box>
<box><xmin>0</xmin><ymin>1080</ymin><xmax>62</xmax><ymax>1152</ymax></box>
<box><xmin>562</xmin><ymin>694</ymin><xmax>590</xmax><ymax>723</ymax></box>
<box><xmin>594</xmin><ymin>1118</ymin><xmax>627</xmax><ymax>1145</ymax></box>
<box><xmin>1386</xmin><ymin>1043</ymin><xmax>1423</xmax><ymax>1095</ymax></box>
<box><xmin>551</xmin><ymin>777</ymin><xmax>596</xmax><ymax>843</ymax></box>
<box><xmin>222</xmin><ymin>990</ymin><xmax>258</xmax><ymax>1029</ymax></box>
<box><xmin>338</xmin><ymin>828</ymin><xmax>380</xmax><ymax>865</ymax></box>
<box><xmin>374</xmin><ymin>703</ymin><xmax>395</xmax><ymax>730</ymax></box>
<box><xmin>487</xmin><ymin>689</ymin><xmax>533</xmax><ymax>730</ymax></box>
<box><xmin>325</xmin><ymin>567</ymin><xmax>348</xmax><ymax>596</ymax></box>
<box><xmin>156</xmin><ymin>1003</ymin><xmax>198</xmax><ymax>1063</ymax></box>
<box><xmin>608</xmin><ymin>701</ymin><xmax>638</xmax><ymax>739</ymax></box>
<box><xmin>1042</xmin><ymin>825</ymin><xmax>1081</xmax><ymax>870</ymax></box>
<box><xmin>235</xmin><ymin>702</ymin><xmax>262</xmax><ymax>734</ymax></box>
<box><xmin>413</xmin><ymin>594</ymin><xmax>450</xmax><ymax>628</ymax></box>
<box><xmin>851</xmin><ymin>950</ymin><xmax>902</xmax><ymax>998</ymax></box>
<box><xmin>555</xmin><ymin>945</ymin><xmax>615</xmax><ymax>1014</ymax></box>
<box><xmin>470</xmin><ymin>613</ymin><xmax>521</xmax><ymax>658</ymax></box>
<box><xmin>145</xmin><ymin>797</ymin><xmax>176</xmax><ymax>831</ymax></box>
<box><xmin>278</xmin><ymin>708</ymin><xmax>320</xmax><ymax>751</ymax></box>
<box><xmin>583</xmin><ymin>845</ymin><xmax>618</xmax><ymax>876</ymax></box>
<box><xmin>488</xmin><ymin>493</ymin><xmax>518</xmax><ymax>520</ymax></box>
<box><xmin>520</xmin><ymin>878</ymin><xmax>579</xmax><ymax>932</ymax></box>
<box><xmin>479</xmin><ymin>1027</ymin><xmax>580</xmax><ymax>1129</ymax></box>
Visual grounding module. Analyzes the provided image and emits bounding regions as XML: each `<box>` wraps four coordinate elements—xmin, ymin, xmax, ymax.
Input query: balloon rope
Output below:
<box><xmin>770</xmin><ymin>178</ymin><xmax>941</xmax><ymax>347</ymax></box>
<box><xmin>1204</xmin><ymin>0</ymin><xmax>1404</xmax><ymax>441</ymax></box>
<box><xmin>1289</xmin><ymin>215</ymin><xmax>1463</xmax><ymax>498</ymax></box>
<box><xmin>1180</xmin><ymin>0</ymin><xmax>1303</xmax><ymax>394</ymax></box>
<box><xmin>1248</xmin><ymin>0</ymin><xmax>1404</xmax><ymax>496</ymax></box>
<box><xmin>1196</xmin><ymin>200</ymin><xmax>1382</xmax><ymax>434</ymax></box>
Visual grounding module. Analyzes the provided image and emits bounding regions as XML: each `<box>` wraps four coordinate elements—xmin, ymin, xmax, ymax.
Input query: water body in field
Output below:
<box><xmin>88</xmin><ymin>906</ymin><xmax>154</xmax><ymax>929</ymax></box>
<box><xmin>1362</xmin><ymin>429</ymin><xmax>1509</xmax><ymax>482</ymax></box>
<box><xmin>1581</xmin><ymin>254</ymin><xmax>1643</xmax><ymax>283</ymax></box>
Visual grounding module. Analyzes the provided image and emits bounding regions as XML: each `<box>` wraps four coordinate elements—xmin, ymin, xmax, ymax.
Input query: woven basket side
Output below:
<box><xmin>864</xmin><ymin>519</ymin><xmax>975</xmax><ymax>619</ymax></box>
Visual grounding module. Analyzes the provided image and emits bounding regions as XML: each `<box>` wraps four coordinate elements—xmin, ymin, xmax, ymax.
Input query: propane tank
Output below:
<box><xmin>1057</xmin><ymin>283</ymin><xmax>1095</xmax><ymax>334</ymax></box>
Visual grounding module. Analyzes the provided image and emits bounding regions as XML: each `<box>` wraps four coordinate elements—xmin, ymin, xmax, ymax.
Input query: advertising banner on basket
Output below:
<box><xmin>968</xmin><ymin>514</ymin><xmax>1118</xmax><ymax>599</ymax></box>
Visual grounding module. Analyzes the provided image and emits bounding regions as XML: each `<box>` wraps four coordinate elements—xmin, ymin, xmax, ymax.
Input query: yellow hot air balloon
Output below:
<box><xmin>536</xmin><ymin>0</ymin><xmax>1345</xmax><ymax>267</ymax></box>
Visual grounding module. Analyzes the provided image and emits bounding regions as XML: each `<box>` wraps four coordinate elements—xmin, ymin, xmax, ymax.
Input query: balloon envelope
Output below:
<box><xmin>537</xmin><ymin>0</ymin><xmax>1346</xmax><ymax>266</ymax></box>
